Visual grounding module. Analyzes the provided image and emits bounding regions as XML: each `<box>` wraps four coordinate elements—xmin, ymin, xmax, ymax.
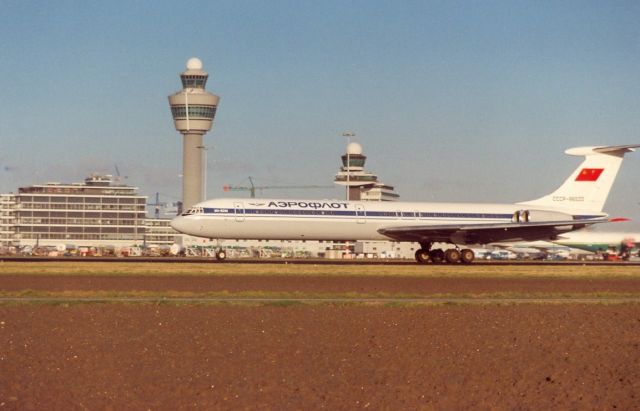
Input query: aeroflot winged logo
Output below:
<box><xmin>575</xmin><ymin>168</ymin><xmax>604</xmax><ymax>182</ymax></box>
<box><xmin>267</xmin><ymin>201</ymin><xmax>349</xmax><ymax>209</ymax></box>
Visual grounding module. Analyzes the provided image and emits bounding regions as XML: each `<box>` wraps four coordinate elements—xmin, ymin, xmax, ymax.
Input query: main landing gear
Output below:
<box><xmin>414</xmin><ymin>243</ymin><xmax>475</xmax><ymax>264</ymax></box>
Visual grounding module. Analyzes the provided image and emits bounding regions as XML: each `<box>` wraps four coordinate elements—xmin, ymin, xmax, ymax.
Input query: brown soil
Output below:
<box><xmin>1</xmin><ymin>275</ymin><xmax>640</xmax><ymax>409</ymax></box>
<box><xmin>2</xmin><ymin>274</ymin><xmax>640</xmax><ymax>294</ymax></box>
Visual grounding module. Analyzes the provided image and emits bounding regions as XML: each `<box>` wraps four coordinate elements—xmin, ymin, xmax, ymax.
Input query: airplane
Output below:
<box><xmin>489</xmin><ymin>239</ymin><xmax>591</xmax><ymax>260</ymax></box>
<box><xmin>492</xmin><ymin>230</ymin><xmax>640</xmax><ymax>260</ymax></box>
<box><xmin>171</xmin><ymin>144</ymin><xmax>639</xmax><ymax>264</ymax></box>
<box><xmin>552</xmin><ymin>230</ymin><xmax>640</xmax><ymax>260</ymax></box>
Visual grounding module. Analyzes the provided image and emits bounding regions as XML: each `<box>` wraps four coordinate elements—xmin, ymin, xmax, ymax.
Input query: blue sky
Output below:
<box><xmin>1</xmin><ymin>1</ymin><xmax>639</xmax><ymax>229</ymax></box>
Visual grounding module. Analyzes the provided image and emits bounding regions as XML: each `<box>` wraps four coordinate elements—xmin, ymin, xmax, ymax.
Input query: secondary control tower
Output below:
<box><xmin>334</xmin><ymin>142</ymin><xmax>399</xmax><ymax>201</ymax></box>
<box><xmin>168</xmin><ymin>57</ymin><xmax>220</xmax><ymax>211</ymax></box>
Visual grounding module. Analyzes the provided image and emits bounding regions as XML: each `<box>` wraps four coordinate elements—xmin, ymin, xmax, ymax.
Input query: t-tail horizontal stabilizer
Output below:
<box><xmin>518</xmin><ymin>144</ymin><xmax>640</xmax><ymax>213</ymax></box>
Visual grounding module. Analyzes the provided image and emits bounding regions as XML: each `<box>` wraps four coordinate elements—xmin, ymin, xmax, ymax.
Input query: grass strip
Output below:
<box><xmin>0</xmin><ymin>262</ymin><xmax>639</xmax><ymax>278</ymax></box>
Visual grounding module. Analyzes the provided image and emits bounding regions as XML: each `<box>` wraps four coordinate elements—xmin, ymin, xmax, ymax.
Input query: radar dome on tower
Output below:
<box><xmin>346</xmin><ymin>142</ymin><xmax>363</xmax><ymax>155</ymax></box>
<box><xmin>340</xmin><ymin>142</ymin><xmax>366</xmax><ymax>170</ymax></box>
<box><xmin>186</xmin><ymin>57</ymin><xmax>203</xmax><ymax>70</ymax></box>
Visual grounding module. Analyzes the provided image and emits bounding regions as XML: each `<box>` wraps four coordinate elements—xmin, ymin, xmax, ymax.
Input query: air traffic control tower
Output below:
<box><xmin>168</xmin><ymin>58</ymin><xmax>220</xmax><ymax>211</ymax></box>
<box><xmin>334</xmin><ymin>142</ymin><xmax>400</xmax><ymax>202</ymax></box>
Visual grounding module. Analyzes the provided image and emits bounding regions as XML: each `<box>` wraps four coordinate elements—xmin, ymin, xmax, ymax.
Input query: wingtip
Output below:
<box><xmin>609</xmin><ymin>217</ymin><xmax>632</xmax><ymax>223</ymax></box>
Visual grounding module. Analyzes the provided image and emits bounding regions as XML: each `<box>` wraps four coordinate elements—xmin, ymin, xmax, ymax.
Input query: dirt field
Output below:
<box><xmin>2</xmin><ymin>274</ymin><xmax>640</xmax><ymax>295</ymax></box>
<box><xmin>1</xmin><ymin>264</ymin><xmax>640</xmax><ymax>409</ymax></box>
<box><xmin>1</xmin><ymin>304</ymin><xmax>639</xmax><ymax>410</ymax></box>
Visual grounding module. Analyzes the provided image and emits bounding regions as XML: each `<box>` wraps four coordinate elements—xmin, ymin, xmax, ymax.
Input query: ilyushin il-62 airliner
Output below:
<box><xmin>171</xmin><ymin>144</ymin><xmax>639</xmax><ymax>264</ymax></box>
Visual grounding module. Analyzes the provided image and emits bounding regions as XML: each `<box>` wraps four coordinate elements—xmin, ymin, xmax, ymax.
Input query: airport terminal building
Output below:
<box><xmin>3</xmin><ymin>175</ymin><xmax>148</xmax><ymax>249</ymax></box>
<box><xmin>0</xmin><ymin>194</ymin><xmax>16</xmax><ymax>247</ymax></box>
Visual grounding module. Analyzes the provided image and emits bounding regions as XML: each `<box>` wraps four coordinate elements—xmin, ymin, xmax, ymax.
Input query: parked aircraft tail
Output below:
<box><xmin>518</xmin><ymin>144</ymin><xmax>639</xmax><ymax>212</ymax></box>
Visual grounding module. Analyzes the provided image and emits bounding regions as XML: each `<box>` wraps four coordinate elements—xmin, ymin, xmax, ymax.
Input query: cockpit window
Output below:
<box><xmin>181</xmin><ymin>207</ymin><xmax>204</xmax><ymax>216</ymax></box>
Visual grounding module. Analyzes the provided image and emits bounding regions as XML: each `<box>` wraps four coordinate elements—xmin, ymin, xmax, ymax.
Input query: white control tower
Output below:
<box><xmin>168</xmin><ymin>58</ymin><xmax>220</xmax><ymax>211</ymax></box>
<box><xmin>334</xmin><ymin>142</ymin><xmax>400</xmax><ymax>201</ymax></box>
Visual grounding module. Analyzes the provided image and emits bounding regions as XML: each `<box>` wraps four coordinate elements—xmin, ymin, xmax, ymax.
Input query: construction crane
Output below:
<box><xmin>113</xmin><ymin>165</ymin><xmax>128</xmax><ymax>183</ymax></box>
<box><xmin>147</xmin><ymin>192</ymin><xmax>181</xmax><ymax>218</ymax></box>
<box><xmin>223</xmin><ymin>176</ymin><xmax>334</xmax><ymax>198</ymax></box>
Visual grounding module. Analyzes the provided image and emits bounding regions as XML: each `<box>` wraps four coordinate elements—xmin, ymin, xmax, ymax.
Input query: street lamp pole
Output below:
<box><xmin>342</xmin><ymin>131</ymin><xmax>355</xmax><ymax>201</ymax></box>
<box><xmin>341</xmin><ymin>131</ymin><xmax>355</xmax><ymax>259</ymax></box>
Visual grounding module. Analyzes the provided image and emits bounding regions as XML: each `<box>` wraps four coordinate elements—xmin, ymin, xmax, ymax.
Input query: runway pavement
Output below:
<box><xmin>1</xmin><ymin>256</ymin><xmax>639</xmax><ymax>266</ymax></box>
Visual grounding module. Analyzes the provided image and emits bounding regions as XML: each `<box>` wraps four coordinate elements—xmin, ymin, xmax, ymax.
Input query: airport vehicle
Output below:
<box><xmin>171</xmin><ymin>145</ymin><xmax>639</xmax><ymax>264</ymax></box>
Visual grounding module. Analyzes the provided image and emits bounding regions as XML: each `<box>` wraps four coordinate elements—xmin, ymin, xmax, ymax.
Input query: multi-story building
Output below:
<box><xmin>12</xmin><ymin>174</ymin><xmax>147</xmax><ymax>248</ymax></box>
<box><xmin>0</xmin><ymin>194</ymin><xmax>16</xmax><ymax>247</ymax></box>
<box><xmin>144</xmin><ymin>218</ymin><xmax>177</xmax><ymax>247</ymax></box>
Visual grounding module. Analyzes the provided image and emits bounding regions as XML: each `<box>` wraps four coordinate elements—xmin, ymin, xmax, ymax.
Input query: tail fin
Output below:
<box><xmin>518</xmin><ymin>144</ymin><xmax>639</xmax><ymax>212</ymax></box>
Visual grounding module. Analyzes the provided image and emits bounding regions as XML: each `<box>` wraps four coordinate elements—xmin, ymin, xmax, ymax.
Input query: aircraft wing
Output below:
<box><xmin>490</xmin><ymin>243</ymin><xmax>550</xmax><ymax>252</ymax></box>
<box><xmin>377</xmin><ymin>218</ymin><xmax>609</xmax><ymax>245</ymax></box>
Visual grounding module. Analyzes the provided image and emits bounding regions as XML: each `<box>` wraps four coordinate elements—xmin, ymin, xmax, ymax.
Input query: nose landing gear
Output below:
<box><xmin>215</xmin><ymin>249</ymin><xmax>227</xmax><ymax>261</ymax></box>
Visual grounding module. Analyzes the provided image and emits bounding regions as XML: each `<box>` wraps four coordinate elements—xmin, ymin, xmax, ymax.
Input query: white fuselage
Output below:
<box><xmin>171</xmin><ymin>198</ymin><xmax>603</xmax><ymax>243</ymax></box>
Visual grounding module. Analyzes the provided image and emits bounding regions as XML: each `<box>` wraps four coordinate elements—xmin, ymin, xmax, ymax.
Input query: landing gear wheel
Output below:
<box><xmin>460</xmin><ymin>249</ymin><xmax>475</xmax><ymax>264</ymax></box>
<box><xmin>215</xmin><ymin>249</ymin><xmax>227</xmax><ymax>261</ymax></box>
<box><xmin>415</xmin><ymin>249</ymin><xmax>430</xmax><ymax>264</ymax></box>
<box><xmin>429</xmin><ymin>249</ymin><xmax>445</xmax><ymax>264</ymax></box>
<box><xmin>444</xmin><ymin>249</ymin><xmax>461</xmax><ymax>264</ymax></box>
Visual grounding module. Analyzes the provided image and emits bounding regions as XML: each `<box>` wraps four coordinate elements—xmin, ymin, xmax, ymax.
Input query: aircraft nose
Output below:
<box><xmin>171</xmin><ymin>216</ymin><xmax>192</xmax><ymax>234</ymax></box>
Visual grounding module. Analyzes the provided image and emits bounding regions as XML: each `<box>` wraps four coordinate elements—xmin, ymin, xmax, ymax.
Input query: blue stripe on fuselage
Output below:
<box><xmin>199</xmin><ymin>207</ymin><xmax>603</xmax><ymax>221</ymax></box>
<box><xmin>201</xmin><ymin>207</ymin><xmax>514</xmax><ymax>219</ymax></box>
